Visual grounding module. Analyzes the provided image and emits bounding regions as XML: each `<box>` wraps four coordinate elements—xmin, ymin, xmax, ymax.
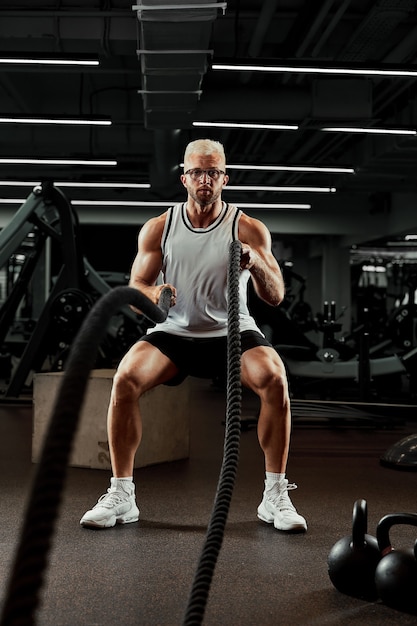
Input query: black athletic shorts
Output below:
<box><xmin>140</xmin><ymin>330</ymin><xmax>272</xmax><ymax>386</ymax></box>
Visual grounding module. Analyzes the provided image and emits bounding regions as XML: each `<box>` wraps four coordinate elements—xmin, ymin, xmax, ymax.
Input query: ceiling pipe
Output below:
<box><xmin>310</xmin><ymin>0</ymin><xmax>351</xmax><ymax>57</ymax></box>
<box><xmin>295</xmin><ymin>0</ymin><xmax>336</xmax><ymax>58</ymax></box>
<box><xmin>240</xmin><ymin>0</ymin><xmax>279</xmax><ymax>84</ymax></box>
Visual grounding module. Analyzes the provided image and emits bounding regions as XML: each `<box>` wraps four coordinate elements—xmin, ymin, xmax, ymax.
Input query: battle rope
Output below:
<box><xmin>1</xmin><ymin>240</ymin><xmax>242</xmax><ymax>626</ymax></box>
<box><xmin>0</xmin><ymin>286</ymin><xmax>172</xmax><ymax>626</ymax></box>
<box><xmin>183</xmin><ymin>239</ymin><xmax>242</xmax><ymax>625</ymax></box>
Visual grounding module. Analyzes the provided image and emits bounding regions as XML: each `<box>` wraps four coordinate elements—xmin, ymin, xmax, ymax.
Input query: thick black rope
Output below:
<box><xmin>183</xmin><ymin>240</ymin><xmax>242</xmax><ymax>625</ymax></box>
<box><xmin>0</xmin><ymin>286</ymin><xmax>172</xmax><ymax>626</ymax></box>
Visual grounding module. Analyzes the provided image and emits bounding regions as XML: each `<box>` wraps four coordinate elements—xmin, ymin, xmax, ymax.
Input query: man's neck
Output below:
<box><xmin>185</xmin><ymin>199</ymin><xmax>224</xmax><ymax>228</ymax></box>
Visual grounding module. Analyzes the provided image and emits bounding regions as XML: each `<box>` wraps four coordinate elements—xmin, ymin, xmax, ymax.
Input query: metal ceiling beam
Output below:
<box><xmin>133</xmin><ymin>0</ymin><xmax>225</xmax><ymax>129</ymax></box>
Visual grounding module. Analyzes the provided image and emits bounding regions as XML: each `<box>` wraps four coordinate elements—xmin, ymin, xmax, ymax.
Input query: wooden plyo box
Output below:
<box><xmin>32</xmin><ymin>369</ymin><xmax>191</xmax><ymax>469</ymax></box>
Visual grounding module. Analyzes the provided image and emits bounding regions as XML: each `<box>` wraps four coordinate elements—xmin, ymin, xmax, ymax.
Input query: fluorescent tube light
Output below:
<box><xmin>0</xmin><ymin>117</ymin><xmax>111</xmax><ymax>126</ymax></box>
<box><xmin>70</xmin><ymin>200</ymin><xmax>310</xmax><ymax>209</ymax></box>
<box><xmin>212</xmin><ymin>63</ymin><xmax>417</xmax><ymax>78</ymax></box>
<box><xmin>226</xmin><ymin>164</ymin><xmax>354</xmax><ymax>173</ymax></box>
<box><xmin>0</xmin><ymin>58</ymin><xmax>99</xmax><ymax>66</ymax></box>
<box><xmin>193</xmin><ymin>121</ymin><xmax>298</xmax><ymax>130</ymax></box>
<box><xmin>321</xmin><ymin>127</ymin><xmax>417</xmax><ymax>135</ymax></box>
<box><xmin>0</xmin><ymin>158</ymin><xmax>117</xmax><ymax>166</ymax></box>
<box><xmin>72</xmin><ymin>200</ymin><xmax>176</xmax><ymax>206</ymax></box>
<box><xmin>225</xmin><ymin>185</ymin><xmax>335</xmax><ymax>192</ymax></box>
<box><xmin>0</xmin><ymin>181</ymin><xmax>150</xmax><ymax>189</ymax></box>
<box><xmin>0</xmin><ymin>199</ymin><xmax>170</xmax><ymax>207</ymax></box>
<box><xmin>180</xmin><ymin>163</ymin><xmax>355</xmax><ymax>173</ymax></box>
<box><xmin>59</xmin><ymin>181</ymin><xmax>150</xmax><ymax>188</ymax></box>
<box><xmin>0</xmin><ymin>198</ymin><xmax>309</xmax><ymax>210</ymax></box>
<box><xmin>237</xmin><ymin>203</ymin><xmax>311</xmax><ymax>209</ymax></box>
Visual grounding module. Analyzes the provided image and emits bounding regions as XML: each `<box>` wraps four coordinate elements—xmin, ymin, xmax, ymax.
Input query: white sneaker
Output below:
<box><xmin>80</xmin><ymin>478</ymin><xmax>140</xmax><ymax>529</ymax></box>
<box><xmin>257</xmin><ymin>479</ymin><xmax>307</xmax><ymax>532</ymax></box>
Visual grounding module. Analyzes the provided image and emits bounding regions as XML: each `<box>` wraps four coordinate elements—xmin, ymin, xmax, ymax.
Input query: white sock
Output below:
<box><xmin>111</xmin><ymin>476</ymin><xmax>134</xmax><ymax>489</ymax></box>
<box><xmin>265</xmin><ymin>472</ymin><xmax>285</xmax><ymax>489</ymax></box>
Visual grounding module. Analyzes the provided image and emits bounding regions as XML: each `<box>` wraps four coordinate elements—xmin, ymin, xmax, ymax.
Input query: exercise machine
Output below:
<box><xmin>279</xmin><ymin>300</ymin><xmax>417</xmax><ymax>403</ymax></box>
<box><xmin>0</xmin><ymin>183</ymin><xmax>147</xmax><ymax>399</ymax></box>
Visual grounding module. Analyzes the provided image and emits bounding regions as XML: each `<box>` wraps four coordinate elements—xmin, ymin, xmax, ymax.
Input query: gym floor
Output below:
<box><xmin>0</xmin><ymin>378</ymin><xmax>417</xmax><ymax>626</ymax></box>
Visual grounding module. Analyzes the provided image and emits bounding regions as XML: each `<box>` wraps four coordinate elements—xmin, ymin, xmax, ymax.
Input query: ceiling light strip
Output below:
<box><xmin>179</xmin><ymin>162</ymin><xmax>354</xmax><ymax>173</ymax></box>
<box><xmin>237</xmin><ymin>203</ymin><xmax>311</xmax><ymax>210</ymax></box>
<box><xmin>0</xmin><ymin>117</ymin><xmax>111</xmax><ymax>126</ymax></box>
<box><xmin>0</xmin><ymin>181</ymin><xmax>150</xmax><ymax>189</ymax></box>
<box><xmin>212</xmin><ymin>63</ymin><xmax>417</xmax><ymax>78</ymax></box>
<box><xmin>0</xmin><ymin>158</ymin><xmax>117</xmax><ymax>166</ymax></box>
<box><xmin>71</xmin><ymin>200</ymin><xmax>311</xmax><ymax>209</ymax></box>
<box><xmin>321</xmin><ymin>127</ymin><xmax>417</xmax><ymax>135</ymax></box>
<box><xmin>225</xmin><ymin>185</ymin><xmax>335</xmax><ymax>192</ymax></box>
<box><xmin>0</xmin><ymin>58</ymin><xmax>99</xmax><ymax>66</ymax></box>
<box><xmin>0</xmin><ymin>199</ymin><xmax>170</xmax><ymax>206</ymax></box>
<box><xmin>193</xmin><ymin>121</ymin><xmax>298</xmax><ymax>130</ymax></box>
<box><xmin>0</xmin><ymin>198</ymin><xmax>310</xmax><ymax>210</ymax></box>
<box><xmin>225</xmin><ymin>164</ymin><xmax>354</xmax><ymax>173</ymax></box>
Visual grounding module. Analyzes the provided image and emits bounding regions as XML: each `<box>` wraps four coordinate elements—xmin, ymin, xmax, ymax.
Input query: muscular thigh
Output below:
<box><xmin>241</xmin><ymin>345</ymin><xmax>287</xmax><ymax>391</ymax></box>
<box><xmin>116</xmin><ymin>340</ymin><xmax>180</xmax><ymax>393</ymax></box>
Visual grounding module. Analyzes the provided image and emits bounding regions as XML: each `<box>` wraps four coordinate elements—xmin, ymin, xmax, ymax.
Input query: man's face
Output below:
<box><xmin>181</xmin><ymin>152</ymin><xmax>229</xmax><ymax>207</ymax></box>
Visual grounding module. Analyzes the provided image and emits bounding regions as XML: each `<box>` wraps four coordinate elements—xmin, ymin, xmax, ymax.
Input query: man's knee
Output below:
<box><xmin>243</xmin><ymin>347</ymin><xmax>286</xmax><ymax>386</ymax></box>
<box><xmin>112</xmin><ymin>368</ymin><xmax>143</xmax><ymax>402</ymax></box>
<box><xmin>264</xmin><ymin>366</ymin><xmax>289</xmax><ymax>396</ymax></box>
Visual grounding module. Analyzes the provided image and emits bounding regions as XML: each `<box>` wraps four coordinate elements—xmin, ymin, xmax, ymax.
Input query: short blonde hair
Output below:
<box><xmin>183</xmin><ymin>139</ymin><xmax>226</xmax><ymax>168</ymax></box>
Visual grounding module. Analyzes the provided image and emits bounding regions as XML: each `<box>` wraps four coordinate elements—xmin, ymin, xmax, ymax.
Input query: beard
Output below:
<box><xmin>188</xmin><ymin>185</ymin><xmax>222</xmax><ymax>208</ymax></box>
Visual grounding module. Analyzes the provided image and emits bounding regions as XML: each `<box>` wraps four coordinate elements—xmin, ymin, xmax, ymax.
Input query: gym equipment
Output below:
<box><xmin>0</xmin><ymin>184</ymin><xmax>147</xmax><ymax>398</ymax></box>
<box><xmin>183</xmin><ymin>240</ymin><xmax>242</xmax><ymax>625</ymax></box>
<box><xmin>327</xmin><ymin>499</ymin><xmax>380</xmax><ymax>600</ymax></box>
<box><xmin>387</xmin><ymin>270</ymin><xmax>417</xmax><ymax>351</ymax></box>
<box><xmin>283</xmin><ymin>300</ymin><xmax>415</xmax><ymax>380</ymax></box>
<box><xmin>0</xmin><ymin>285</ymin><xmax>172</xmax><ymax>625</ymax></box>
<box><xmin>0</xmin><ymin>242</ymin><xmax>243</xmax><ymax>626</ymax></box>
<box><xmin>380</xmin><ymin>433</ymin><xmax>417</xmax><ymax>470</ymax></box>
<box><xmin>281</xmin><ymin>298</ymin><xmax>417</xmax><ymax>403</ymax></box>
<box><xmin>375</xmin><ymin>512</ymin><xmax>417</xmax><ymax>614</ymax></box>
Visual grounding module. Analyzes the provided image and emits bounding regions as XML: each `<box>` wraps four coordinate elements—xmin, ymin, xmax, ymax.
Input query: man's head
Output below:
<box><xmin>181</xmin><ymin>139</ymin><xmax>229</xmax><ymax>207</ymax></box>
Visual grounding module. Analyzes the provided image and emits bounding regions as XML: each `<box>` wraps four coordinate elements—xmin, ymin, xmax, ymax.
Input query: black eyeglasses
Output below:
<box><xmin>184</xmin><ymin>168</ymin><xmax>225</xmax><ymax>180</ymax></box>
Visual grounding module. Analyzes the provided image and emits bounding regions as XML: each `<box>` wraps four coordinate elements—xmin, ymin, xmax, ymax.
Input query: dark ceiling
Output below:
<box><xmin>1</xmin><ymin>0</ymin><xmax>417</xmax><ymax>245</ymax></box>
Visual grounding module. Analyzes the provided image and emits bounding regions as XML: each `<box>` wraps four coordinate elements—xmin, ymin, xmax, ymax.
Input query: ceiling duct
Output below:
<box><xmin>133</xmin><ymin>0</ymin><xmax>226</xmax><ymax>129</ymax></box>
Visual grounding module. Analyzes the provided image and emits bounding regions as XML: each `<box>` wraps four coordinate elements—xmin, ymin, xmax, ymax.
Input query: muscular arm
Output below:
<box><xmin>128</xmin><ymin>212</ymin><xmax>176</xmax><ymax>312</ymax></box>
<box><xmin>238</xmin><ymin>213</ymin><xmax>285</xmax><ymax>307</ymax></box>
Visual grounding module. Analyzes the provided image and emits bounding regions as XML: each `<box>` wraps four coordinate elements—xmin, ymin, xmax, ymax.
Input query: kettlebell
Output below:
<box><xmin>375</xmin><ymin>512</ymin><xmax>417</xmax><ymax>614</ymax></box>
<box><xmin>327</xmin><ymin>499</ymin><xmax>380</xmax><ymax>600</ymax></box>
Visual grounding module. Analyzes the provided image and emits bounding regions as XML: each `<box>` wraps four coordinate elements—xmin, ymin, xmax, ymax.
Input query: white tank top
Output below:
<box><xmin>147</xmin><ymin>202</ymin><xmax>262</xmax><ymax>338</ymax></box>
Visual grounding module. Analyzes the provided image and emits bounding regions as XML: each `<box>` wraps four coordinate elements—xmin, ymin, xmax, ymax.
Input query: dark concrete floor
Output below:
<box><xmin>1</xmin><ymin>378</ymin><xmax>417</xmax><ymax>625</ymax></box>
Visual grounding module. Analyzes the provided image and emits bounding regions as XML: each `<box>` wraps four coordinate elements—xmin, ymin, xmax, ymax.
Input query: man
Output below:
<box><xmin>80</xmin><ymin>139</ymin><xmax>307</xmax><ymax>533</ymax></box>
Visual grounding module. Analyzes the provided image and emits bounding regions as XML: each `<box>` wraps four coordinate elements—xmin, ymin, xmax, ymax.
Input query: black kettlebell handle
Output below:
<box><xmin>376</xmin><ymin>513</ymin><xmax>417</xmax><ymax>556</ymax></box>
<box><xmin>352</xmin><ymin>498</ymin><xmax>368</xmax><ymax>548</ymax></box>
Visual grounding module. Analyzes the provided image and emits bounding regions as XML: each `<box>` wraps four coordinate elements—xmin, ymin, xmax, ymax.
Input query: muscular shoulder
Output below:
<box><xmin>238</xmin><ymin>212</ymin><xmax>271</xmax><ymax>247</ymax></box>
<box><xmin>138</xmin><ymin>211</ymin><xmax>169</xmax><ymax>251</ymax></box>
